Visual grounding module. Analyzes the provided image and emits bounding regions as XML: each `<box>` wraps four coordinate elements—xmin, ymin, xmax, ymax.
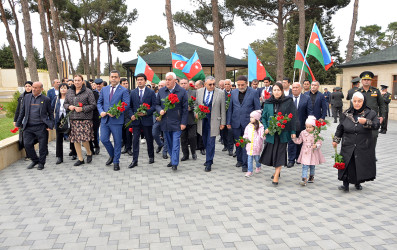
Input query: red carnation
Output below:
<box><xmin>281</xmin><ymin>125</ymin><xmax>285</xmax><ymax>129</ymax></box>
<box><xmin>340</xmin><ymin>163</ymin><xmax>345</xmax><ymax>169</ymax></box>
<box><xmin>277</xmin><ymin>116</ymin><xmax>281</xmax><ymax>121</ymax></box>
<box><xmin>10</xmin><ymin>127</ymin><xmax>19</xmax><ymax>133</ymax></box>
<box><xmin>288</xmin><ymin>113</ymin><xmax>293</xmax><ymax>119</ymax></box>
<box><xmin>322</xmin><ymin>122</ymin><xmax>326</xmax><ymax>126</ymax></box>
<box><xmin>235</xmin><ymin>142</ymin><xmax>240</xmax><ymax>147</ymax></box>
<box><xmin>283</xmin><ymin>120</ymin><xmax>287</xmax><ymax>124</ymax></box>
<box><xmin>129</xmin><ymin>128</ymin><xmax>133</xmax><ymax>133</ymax></box>
<box><xmin>78</xmin><ymin>102</ymin><xmax>83</xmax><ymax>107</ymax></box>
<box><xmin>277</xmin><ymin>123</ymin><xmax>281</xmax><ymax>127</ymax></box>
<box><xmin>122</xmin><ymin>102</ymin><xmax>127</xmax><ymax>107</ymax></box>
<box><xmin>117</xmin><ymin>107</ymin><xmax>121</xmax><ymax>111</ymax></box>
<box><xmin>278</xmin><ymin>112</ymin><xmax>282</xmax><ymax>116</ymax></box>
<box><xmin>227</xmin><ymin>94</ymin><xmax>231</xmax><ymax>98</ymax></box>
<box><xmin>240</xmin><ymin>139</ymin><xmax>244</xmax><ymax>143</ymax></box>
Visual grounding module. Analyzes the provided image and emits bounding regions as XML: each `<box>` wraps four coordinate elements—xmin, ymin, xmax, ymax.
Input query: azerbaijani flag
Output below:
<box><xmin>248</xmin><ymin>46</ymin><xmax>274</xmax><ymax>82</ymax></box>
<box><xmin>172</xmin><ymin>53</ymin><xmax>189</xmax><ymax>79</ymax></box>
<box><xmin>182</xmin><ymin>51</ymin><xmax>205</xmax><ymax>81</ymax></box>
<box><xmin>135</xmin><ymin>55</ymin><xmax>160</xmax><ymax>84</ymax></box>
<box><xmin>293</xmin><ymin>44</ymin><xmax>315</xmax><ymax>82</ymax></box>
<box><xmin>307</xmin><ymin>23</ymin><xmax>334</xmax><ymax>70</ymax></box>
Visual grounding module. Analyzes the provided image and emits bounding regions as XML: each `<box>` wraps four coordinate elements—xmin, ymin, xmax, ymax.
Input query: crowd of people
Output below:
<box><xmin>13</xmin><ymin>70</ymin><xmax>391</xmax><ymax>192</ymax></box>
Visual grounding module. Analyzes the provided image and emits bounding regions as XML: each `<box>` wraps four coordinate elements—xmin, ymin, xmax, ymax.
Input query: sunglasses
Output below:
<box><xmin>207</xmin><ymin>83</ymin><xmax>215</xmax><ymax>86</ymax></box>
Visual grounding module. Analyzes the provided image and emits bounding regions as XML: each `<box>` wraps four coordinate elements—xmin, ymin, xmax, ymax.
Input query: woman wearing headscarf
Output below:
<box><xmin>259</xmin><ymin>82</ymin><xmax>298</xmax><ymax>185</ymax></box>
<box><xmin>332</xmin><ymin>91</ymin><xmax>380</xmax><ymax>192</ymax></box>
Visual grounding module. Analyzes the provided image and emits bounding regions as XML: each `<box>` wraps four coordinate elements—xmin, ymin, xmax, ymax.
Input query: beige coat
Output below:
<box><xmin>196</xmin><ymin>88</ymin><xmax>226</xmax><ymax>137</ymax></box>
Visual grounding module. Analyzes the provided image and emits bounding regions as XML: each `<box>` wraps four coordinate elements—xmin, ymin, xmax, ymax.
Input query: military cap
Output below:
<box><xmin>351</xmin><ymin>77</ymin><xmax>361</xmax><ymax>84</ymax></box>
<box><xmin>381</xmin><ymin>85</ymin><xmax>388</xmax><ymax>90</ymax></box>
<box><xmin>360</xmin><ymin>71</ymin><xmax>374</xmax><ymax>80</ymax></box>
<box><xmin>335</xmin><ymin>87</ymin><xmax>342</xmax><ymax>90</ymax></box>
<box><xmin>94</xmin><ymin>78</ymin><xmax>103</xmax><ymax>84</ymax></box>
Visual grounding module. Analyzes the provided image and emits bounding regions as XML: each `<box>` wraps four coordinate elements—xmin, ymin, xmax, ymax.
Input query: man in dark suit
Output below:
<box><xmin>180</xmin><ymin>78</ymin><xmax>197</xmax><ymax>161</ymax></box>
<box><xmin>323</xmin><ymin>87</ymin><xmax>331</xmax><ymax>117</ymax></box>
<box><xmin>156</xmin><ymin>72</ymin><xmax>188</xmax><ymax>171</ymax></box>
<box><xmin>97</xmin><ymin>70</ymin><xmax>130</xmax><ymax>171</ymax></box>
<box><xmin>221</xmin><ymin>79</ymin><xmax>234</xmax><ymax>156</ymax></box>
<box><xmin>282</xmin><ymin>77</ymin><xmax>293</xmax><ymax>97</ymax></box>
<box><xmin>305</xmin><ymin>80</ymin><xmax>327</xmax><ymax>122</ymax></box>
<box><xmin>16</xmin><ymin>82</ymin><xmax>54</xmax><ymax>170</ymax></box>
<box><xmin>331</xmin><ymin>87</ymin><xmax>344</xmax><ymax>123</ymax></box>
<box><xmin>47</xmin><ymin>79</ymin><xmax>60</xmax><ymax>103</ymax></box>
<box><xmin>128</xmin><ymin>73</ymin><xmax>156</xmax><ymax>168</ymax></box>
<box><xmin>226</xmin><ymin>75</ymin><xmax>261</xmax><ymax>172</ymax></box>
<box><xmin>257</xmin><ymin>77</ymin><xmax>273</xmax><ymax>105</ymax></box>
<box><xmin>120</xmin><ymin>78</ymin><xmax>133</xmax><ymax>156</ymax></box>
<box><xmin>287</xmin><ymin>82</ymin><xmax>313</xmax><ymax>168</ymax></box>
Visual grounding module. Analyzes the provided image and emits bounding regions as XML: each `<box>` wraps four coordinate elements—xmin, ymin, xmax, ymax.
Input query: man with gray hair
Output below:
<box><xmin>156</xmin><ymin>72</ymin><xmax>188</xmax><ymax>171</ymax></box>
<box><xmin>47</xmin><ymin>79</ymin><xmax>60</xmax><ymax>103</ymax></box>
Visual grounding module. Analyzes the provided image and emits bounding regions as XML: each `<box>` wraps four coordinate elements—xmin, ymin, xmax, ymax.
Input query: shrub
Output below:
<box><xmin>6</xmin><ymin>91</ymin><xmax>20</xmax><ymax>118</ymax></box>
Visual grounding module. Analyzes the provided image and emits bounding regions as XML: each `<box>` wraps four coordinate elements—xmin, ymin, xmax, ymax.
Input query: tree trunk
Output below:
<box><xmin>165</xmin><ymin>0</ymin><xmax>177</xmax><ymax>53</ymax></box>
<box><xmin>0</xmin><ymin>2</ymin><xmax>25</xmax><ymax>87</ymax></box>
<box><xmin>8</xmin><ymin>0</ymin><xmax>27</xmax><ymax>84</ymax></box>
<box><xmin>63</xmin><ymin>25</ymin><xmax>75</xmax><ymax>76</ymax></box>
<box><xmin>90</xmin><ymin>29</ymin><xmax>95</xmax><ymax>78</ymax></box>
<box><xmin>108</xmin><ymin>42</ymin><xmax>113</xmax><ymax>70</ymax></box>
<box><xmin>45</xmin><ymin>6</ymin><xmax>58</xmax><ymax>75</ymax></box>
<box><xmin>276</xmin><ymin>0</ymin><xmax>285</xmax><ymax>81</ymax></box>
<box><xmin>49</xmin><ymin>0</ymin><xmax>64</xmax><ymax>80</ymax></box>
<box><xmin>75</xmin><ymin>27</ymin><xmax>86</xmax><ymax>75</ymax></box>
<box><xmin>211</xmin><ymin>0</ymin><xmax>226</xmax><ymax>83</ymax></box>
<box><xmin>294</xmin><ymin>0</ymin><xmax>305</xmax><ymax>50</ymax></box>
<box><xmin>83</xmin><ymin>18</ymin><xmax>91</xmax><ymax>79</ymax></box>
<box><xmin>96</xmin><ymin>30</ymin><xmax>101</xmax><ymax>78</ymax></box>
<box><xmin>20</xmin><ymin>0</ymin><xmax>39</xmax><ymax>82</ymax></box>
<box><xmin>346</xmin><ymin>0</ymin><xmax>359</xmax><ymax>62</ymax></box>
<box><xmin>37</xmin><ymin>0</ymin><xmax>58</xmax><ymax>82</ymax></box>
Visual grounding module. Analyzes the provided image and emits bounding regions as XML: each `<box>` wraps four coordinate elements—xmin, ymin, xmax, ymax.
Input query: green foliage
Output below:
<box><xmin>138</xmin><ymin>35</ymin><xmax>166</xmax><ymax>56</ymax></box>
<box><xmin>384</xmin><ymin>22</ymin><xmax>397</xmax><ymax>47</ymax></box>
<box><xmin>234</xmin><ymin>136</ymin><xmax>250</xmax><ymax>148</ymax></box>
<box><xmin>76</xmin><ymin>58</ymin><xmax>85</xmax><ymax>75</ymax></box>
<box><xmin>33</xmin><ymin>47</ymin><xmax>48</xmax><ymax>70</ymax></box>
<box><xmin>0</xmin><ymin>45</ymin><xmax>15</xmax><ymax>69</ymax></box>
<box><xmin>103</xmin><ymin>57</ymin><xmax>127</xmax><ymax>76</ymax></box>
<box><xmin>267</xmin><ymin>112</ymin><xmax>293</xmax><ymax>136</ymax></box>
<box><xmin>355</xmin><ymin>24</ymin><xmax>385</xmax><ymax>57</ymax></box>
<box><xmin>0</xmin><ymin>117</ymin><xmax>17</xmax><ymax>141</ymax></box>
<box><xmin>5</xmin><ymin>91</ymin><xmax>20</xmax><ymax>118</ymax></box>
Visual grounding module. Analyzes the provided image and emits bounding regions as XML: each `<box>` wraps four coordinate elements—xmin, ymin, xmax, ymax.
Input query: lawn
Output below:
<box><xmin>0</xmin><ymin>117</ymin><xmax>18</xmax><ymax>141</ymax></box>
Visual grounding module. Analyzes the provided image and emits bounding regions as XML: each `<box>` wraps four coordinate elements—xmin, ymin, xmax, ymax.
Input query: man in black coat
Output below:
<box><xmin>16</xmin><ymin>82</ymin><xmax>54</xmax><ymax>170</ymax></box>
<box><xmin>180</xmin><ymin>78</ymin><xmax>197</xmax><ymax>161</ymax></box>
<box><xmin>346</xmin><ymin>77</ymin><xmax>360</xmax><ymax>100</ymax></box>
<box><xmin>221</xmin><ymin>79</ymin><xmax>234</xmax><ymax>156</ymax></box>
<box><xmin>331</xmin><ymin>87</ymin><xmax>344</xmax><ymax>123</ymax></box>
<box><xmin>380</xmin><ymin>85</ymin><xmax>392</xmax><ymax>134</ymax></box>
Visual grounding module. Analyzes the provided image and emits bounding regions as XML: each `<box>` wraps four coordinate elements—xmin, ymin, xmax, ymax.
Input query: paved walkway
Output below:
<box><xmin>1</xmin><ymin>119</ymin><xmax>397</xmax><ymax>250</ymax></box>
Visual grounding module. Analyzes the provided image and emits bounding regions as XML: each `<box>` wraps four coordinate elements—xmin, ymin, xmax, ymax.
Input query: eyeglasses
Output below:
<box><xmin>207</xmin><ymin>83</ymin><xmax>215</xmax><ymax>86</ymax></box>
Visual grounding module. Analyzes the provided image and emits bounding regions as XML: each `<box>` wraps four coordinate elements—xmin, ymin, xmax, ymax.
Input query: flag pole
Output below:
<box><xmin>299</xmin><ymin>23</ymin><xmax>316</xmax><ymax>83</ymax></box>
<box><xmin>293</xmin><ymin>44</ymin><xmax>298</xmax><ymax>83</ymax></box>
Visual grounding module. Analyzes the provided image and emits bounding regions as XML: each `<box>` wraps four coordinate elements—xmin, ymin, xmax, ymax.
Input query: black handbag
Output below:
<box><xmin>58</xmin><ymin>113</ymin><xmax>70</xmax><ymax>134</ymax></box>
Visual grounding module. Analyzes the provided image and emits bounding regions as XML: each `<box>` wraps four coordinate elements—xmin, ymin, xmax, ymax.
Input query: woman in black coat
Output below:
<box><xmin>332</xmin><ymin>91</ymin><xmax>380</xmax><ymax>192</ymax></box>
<box><xmin>13</xmin><ymin>81</ymin><xmax>33</xmax><ymax>152</ymax></box>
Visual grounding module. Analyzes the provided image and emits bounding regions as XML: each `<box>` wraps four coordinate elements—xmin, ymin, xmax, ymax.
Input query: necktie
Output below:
<box><xmin>294</xmin><ymin>96</ymin><xmax>298</xmax><ymax>108</ymax></box>
<box><xmin>205</xmin><ymin>92</ymin><xmax>211</xmax><ymax>106</ymax></box>
<box><xmin>139</xmin><ymin>89</ymin><xmax>143</xmax><ymax>102</ymax></box>
<box><xmin>109</xmin><ymin>87</ymin><xmax>114</xmax><ymax>102</ymax></box>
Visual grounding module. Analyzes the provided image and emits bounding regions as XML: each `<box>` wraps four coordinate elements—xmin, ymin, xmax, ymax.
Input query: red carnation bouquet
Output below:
<box><xmin>10</xmin><ymin>127</ymin><xmax>19</xmax><ymax>133</ymax></box>
<box><xmin>158</xmin><ymin>93</ymin><xmax>180</xmax><ymax>120</ymax></box>
<box><xmin>189</xmin><ymin>82</ymin><xmax>196</xmax><ymax>90</ymax></box>
<box><xmin>267</xmin><ymin>112</ymin><xmax>293</xmax><ymax>136</ymax></box>
<box><xmin>125</xmin><ymin>103</ymin><xmax>151</xmax><ymax>127</ymax></box>
<box><xmin>194</xmin><ymin>104</ymin><xmax>210</xmax><ymax>121</ymax></box>
<box><xmin>188</xmin><ymin>96</ymin><xmax>196</xmax><ymax>108</ymax></box>
<box><xmin>225</xmin><ymin>94</ymin><xmax>231</xmax><ymax>110</ymax></box>
<box><xmin>332</xmin><ymin>134</ymin><xmax>345</xmax><ymax>170</ymax></box>
<box><xmin>235</xmin><ymin>136</ymin><xmax>251</xmax><ymax>148</ymax></box>
<box><xmin>263</xmin><ymin>90</ymin><xmax>271</xmax><ymax>100</ymax></box>
<box><xmin>60</xmin><ymin>102</ymin><xmax>83</xmax><ymax>128</ymax></box>
<box><xmin>107</xmin><ymin>101</ymin><xmax>127</xmax><ymax>119</ymax></box>
<box><xmin>312</xmin><ymin>119</ymin><xmax>329</xmax><ymax>143</ymax></box>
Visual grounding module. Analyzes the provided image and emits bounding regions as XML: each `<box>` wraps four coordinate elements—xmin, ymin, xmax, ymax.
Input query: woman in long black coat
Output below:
<box><xmin>13</xmin><ymin>81</ymin><xmax>33</xmax><ymax>152</ymax></box>
<box><xmin>332</xmin><ymin>91</ymin><xmax>380</xmax><ymax>192</ymax></box>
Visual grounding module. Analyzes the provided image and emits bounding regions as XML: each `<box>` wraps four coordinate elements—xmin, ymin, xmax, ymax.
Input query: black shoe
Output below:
<box><xmin>106</xmin><ymin>157</ymin><xmax>113</xmax><ymax>166</ymax></box>
<box><xmin>71</xmin><ymin>155</ymin><xmax>77</xmax><ymax>160</ymax></box>
<box><xmin>167</xmin><ymin>162</ymin><xmax>172</xmax><ymax>167</ymax></box>
<box><xmin>149</xmin><ymin>158</ymin><xmax>154</xmax><ymax>164</ymax></box>
<box><xmin>86</xmin><ymin>155</ymin><xmax>92</xmax><ymax>163</ymax></box>
<box><xmin>271</xmin><ymin>174</ymin><xmax>281</xmax><ymax>179</ymax></box>
<box><xmin>200</xmin><ymin>149</ymin><xmax>206</xmax><ymax>155</ymax></box>
<box><xmin>172</xmin><ymin>165</ymin><xmax>177</xmax><ymax>171</ymax></box>
<box><xmin>379</xmin><ymin>131</ymin><xmax>386</xmax><ymax>134</ymax></box>
<box><xmin>334</xmin><ymin>121</ymin><xmax>337</xmax><ymax>123</ymax></box>
<box><xmin>94</xmin><ymin>147</ymin><xmax>100</xmax><ymax>155</ymax></box>
<box><xmin>287</xmin><ymin>162</ymin><xmax>294</xmax><ymax>168</ymax></box>
<box><xmin>272</xmin><ymin>181</ymin><xmax>278</xmax><ymax>186</ymax></box>
<box><xmin>228</xmin><ymin>151</ymin><xmax>233</xmax><ymax>156</ymax></box>
<box><xmin>235</xmin><ymin>162</ymin><xmax>242</xmax><ymax>168</ymax></box>
<box><xmin>222</xmin><ymin>147</ymin><xmax>228</xmax><ymax>152</ymax></box>
<box><xmin>233</xmin><ymin>152</ymin><xmax>236</xmax><ymax>157</ymax></box>
<box><xmin>296</xmin><ymin>161</ymin><xmax>301</xmax><ymax>165</ymax></box>
<box><xmin>192</xmin><ymin>154</ymin><xmax>197</xmax><ymax>160</ymax></box>
<box><xmin>181</xmin><ymin>156</ymin><xmax>189</xmax><ymax>161</ymax></box>
<box><xmin>355</xmin><ymin>184</ymin><xmax>363</xmax><ymax>190</ymax></box>
<box><xmin>242</xmin><ymin>167</ymin><xmax>248</xmax><ymax>172</ymax></box>
<box><xmin>163</xmin><ymin>154</ymin><xmax>168</xmax><ymax>159</ymax></box>
<box><xmin>127</xmin><ymin>150</ymin><xmax>133</xmax><ymax>156</ymax></box>
<box><xmin>27</xmin><ymin>162</ymin><xmax>38</xmax><ymax>169</ymax></box>
<box><xmin>121</xmin><ymin>147</ymin><xmax>128</xmax><ymax>154</ymax></box>
<box><xmin>156</xmin><ymin>145</ymin><xmax>164</xmax><ymax>153</ymax></box>
<box><xmin>56</xmin><ymin>157</ymin><xmax>63</xmax><ymax>165</ymax></box>
<box><xmin>74</xmin><ymin>160</ymin><xmax>85</xmax><ymax>166</ymax></box>
<box><xmin>128</xmin><ymin>161</ymin><xmax>138</xmax><ymax>168</ymax></box>
<box><xmin>114</xmin><ymin>163</ymin><xmax>120</xmax><ymax>171</ymax></box>
<box><xmin>338</xmin><ymin>185</ymin><xmax>349</xmax><ymax>192</ymax></box>
<box><xmin>205</xmin><ymin>165</ymin><xmax>212</xmax><ymax>172</ymax></box>
<box><xmin>37</xmin><ymin>163</ymin><xmax>44</xmax><ymax>170</ymax></box>
<box><xmin>69</xmin><ymin>151</ymin><xmax>73</xmax><ymax>156</ymax></box>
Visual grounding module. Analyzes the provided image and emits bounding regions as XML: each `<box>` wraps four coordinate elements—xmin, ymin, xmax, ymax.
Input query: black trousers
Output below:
<box><xmin>132</xmin><ymin>125</ymin><xmax>154</xmax><ymax>162</ymax></box>
<box><xmin>23</xmin><ymin>124</ymin><xmax>48</xmax><ymax>165</ymax></box>
<box><xmin>123</xmin><ymin>125</ymin><xmax>133</xmax><ymax>150</ymax></box>
<box><xmin>197</xmin><ymin>133</ymin><xmax>204</xmax><ymax>150</ymax></box>
<box><xmin>333</xmin><ymin>106</ymin><xmax>343</xmax><ymax>122</ymax></box>
<box><xmin>181</xmin><ymin>124</ymin><xmax>197</xmax><ymax>157</ymax></box>
<box><xmin>55</xmin><ymin>128</ymin><xmax>65</xmax><ymax>158</ymax></box>
<box><xmin>380</xmin><ymin>112</ymin><xmax>388</xmax><ymax>132</ymax></box>
<box><xmin>92</xmin><ymin>119</ymin><xmax>100</xmax><ymax>148</ymax></box>
<box><xmin>222</xmin><ymin>128</ymin><xmax>234</xmax><ymax>152</ymax></box>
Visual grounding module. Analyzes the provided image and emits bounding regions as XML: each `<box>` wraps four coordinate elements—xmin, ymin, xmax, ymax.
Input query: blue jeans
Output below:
<box><xmin>164</xmin><ymin>130</ymin><xmax>182</xmax><ymax>166</ymax></box>
<box><xmin>247</xmin><ymin>155</ymin><xmax>261</xmax><ymax>172</ymax></box>
<box><xmin>152</xmin><ymin>121</ymin><xmax>164</xmax><ymax>148</ymax></box>
<box><xmin>302</xmin><ymin>164</ymin><xmax>315</xmax><ymax>178</ymax></box>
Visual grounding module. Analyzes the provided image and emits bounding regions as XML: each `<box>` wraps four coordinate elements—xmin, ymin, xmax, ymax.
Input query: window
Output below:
<box><xmin>371</xmin><ymin>76</ymin><xmax>378</xmax><ymax>88</ymax></box>
<box><xmin>392</xmin><ymin>75</ymin><xmax>397</xmax><ymax>100</ymax></box>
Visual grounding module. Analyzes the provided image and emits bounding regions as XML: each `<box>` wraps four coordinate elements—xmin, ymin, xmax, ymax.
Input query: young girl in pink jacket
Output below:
<box><xmin>292</xmin><ymin>115</ymin><xmax>326</xmax><ymax>186</ymax></box>
<box><xmin>244</xmin><ymin>110</ymin><xmax>265</xmax><ymax>177</ymax></box>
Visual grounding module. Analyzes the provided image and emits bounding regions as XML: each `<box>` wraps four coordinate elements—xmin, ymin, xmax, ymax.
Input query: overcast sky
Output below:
<box><xmin>0</xmin><ymin>0</ymin><xmax>396</xmax><ymax>72</ymax></box>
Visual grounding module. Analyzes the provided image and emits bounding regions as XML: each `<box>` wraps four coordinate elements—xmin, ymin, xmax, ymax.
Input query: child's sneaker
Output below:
<box><xmin>300</xmin><ymin>178</ymin><xmax>307</xmax><ymax>186</ymax></box>
<box><xmin>308</xmin><ymin>176</ymin><xmax>314</xmax><ymax>183</ymax></box>
<box><xmin>245</xmin><ymin>172</ymin><xmax>253</xmax><ymax>178</ymax></box>
<box><xmin>255</xmin><ymin>167</ymin><xmax>261</xmax><ymax>174</ymax></box>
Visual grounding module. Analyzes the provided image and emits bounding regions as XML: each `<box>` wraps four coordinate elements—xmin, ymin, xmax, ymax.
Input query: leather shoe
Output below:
<box><xmin>121</xmin><ymin>147</ymin><xmax>128</xmax><ymax>154</ymax></box>
<box><xmin>167</xmin><ymin>162</ymin><xmax>172</xmax><ymax>167</ymax></box>
<box><xmin>163</xmin><ymin>154</ymin><xmax>168</xmax><ymax>159</ymax></box>
<box><xmin>37</xmin><ymin>163</ymin><xmax>44</xmax><ymax>170</ymax></box>
<box><xmin>128</xmin><ymin>161</ymin><xmax>138</xmax><ymax>168</ymax></box>
<box><xmin>338</xmin><ymin>185</ymin><xmax>349</xmax><ymax>192</ymax></box>
<box><xmin>127</xmin><ymin>150</ymin><xmax>133</xmax><ymax>156</ymax></box>
<box><xmin>56</xmin><ymin>157</ymin><xmax>63</xmax><ymax>165</ymax></box>
<box><xmin>181</xmin><ymin>156</ymin><xmax>189</xmax><ymax>161</ymax></box>
<box><xmin>156</xmin><ymin>145</ymin><xmax>164</xmax><ymax>153</ymax></box>
<box><xmin>106</xmin><ymin>157</ymin><xmax>113</xmax><ymax>166</ymax></box>
<box><xmin>149</xmin><ymin>158</ymin><xmax>154</xmax><ymax>164</ymax></box>
<box><xmin>271</xmin><ymin>174</ymin><xmax>281</xmax><ymax>179</ymax></box>
<box><xmin>242</xmin><ymin>167</ymin><xmax>248</xmax><ymax>172</ymax></box>
<box><xmin>205</xmin><ymin>165</ymin><xmax>212</xmax><ymax>172</ymax></box>
<box><xmin>222</xmin><ymin>147</ymin><xmax>228</xmax><ymax>152</ymax></box>
<box><xmin>86</xmin><ymin>155</ymin><xmax>92</xmax><ymax>163</ymax></box>
<box><xmin>235</xmin><ymin>162</ymin><xmax>242</xmax><ymax>168</ymax></box>
<box><xmin>69</xmin><ymin>151</ymin><xmax>73</xmax><ymax>156</ymax></box>
<box><xmin>27</xmin><ymin>162</ymin><xmax>38</xmax><ymax>169</ymax></box>
<box><xmin>200</xmin><ymin>149</ymin><xmax>206</xmax><ymax>155</ymax></box>
<box><xmin>233</xmin><ymin>152</ymin><xmax>237</xmax><ymax>157</ymax></box>
<box><xmin>287</xmin><ymin>162</ymin><xmax>295</xmax><ymax>168</ymax></box>
<box><xmin>228</xmin><ymin>151</ymin><xmax>233</xmax><ymax>156</ymax></box>
<box><xmin>192</xmin><ymin>154</ymin><xmax>197</xmax><ymax>160</ymax></box>
<box><xmin>114</xmin><ymin>163</ymin><xmax>120</xmax><ymax>171</ymax></box>
<box><xmin>94</xmin><ymin>147</ymin><xmax>100</xmax><ymax>155</ymax></box>
<box><xmin>172</xmin><ymin>165</ymin><xmax>177</xmax><ymax>171</ymax></box>
<box><xmin>71</xmin><ymin>155</ymin><xmax>77</xmax><ymax>160</ymax></box>
<box><xmin>74</xmin><ymin>160</ymin><xmax>85</xmax><ymax>166</ymax></box>
<box><xmin>355</xmin><ymin>184</ymin><xmax>363</xmax><ymax>190</ymax></box>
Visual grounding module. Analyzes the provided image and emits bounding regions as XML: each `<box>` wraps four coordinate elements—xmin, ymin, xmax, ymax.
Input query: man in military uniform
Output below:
<box><xmin>380</xmin><ymin>85</ymin><xmax>391</xmax><ymax>134</ymax></box>
<box><xmin>331</xmin><ymin>87</ymin><xmax>344</xmax><ymax>123</ymax></box>
<box><xmin>358</xmin><ymin>71</ymin><xmax>385</xmax><ymax>159</ymax></box>
<box><xmin>347</xmin><ymin>77</ymin><xmax>360</xmax><ymax>100</ymax></box>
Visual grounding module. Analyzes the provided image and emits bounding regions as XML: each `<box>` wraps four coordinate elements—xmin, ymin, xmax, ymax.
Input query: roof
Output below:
<box><xmin>122</xmin><ymin>42</ymin><xmax>247</xmax><ymax>74</ymax></box>
<box><xmin>339</xmin><ymin>45</ymin><xmax>397</xmax><ymax>68</ymax></box>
